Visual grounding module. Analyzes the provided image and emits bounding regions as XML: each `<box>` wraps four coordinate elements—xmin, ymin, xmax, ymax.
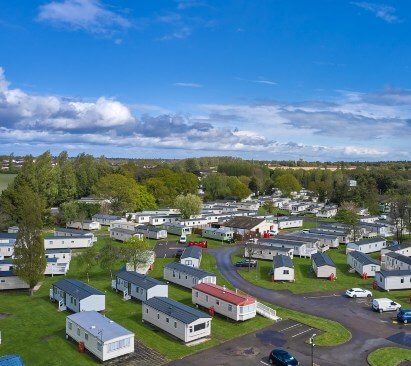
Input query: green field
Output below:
<box><xmin>233</xmin><ymin>247</ymin><xmax>411</xmax><ymax>308</ymax></box>
<box><xmin>0</xmin><ymin>173</ymin><xmax>16</xmax><ymax>192</ymax></box>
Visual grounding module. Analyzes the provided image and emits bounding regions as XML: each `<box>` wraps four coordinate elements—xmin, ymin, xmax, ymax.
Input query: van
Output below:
<box><xmin>179</xmin><ymin>235</ymin><xmax>187</xmax><ymax>244</ymax></box>
<box><xmin>372</xmin><ymin>298</ymin><xmax>401</xmax><ymax>313</ymax></box>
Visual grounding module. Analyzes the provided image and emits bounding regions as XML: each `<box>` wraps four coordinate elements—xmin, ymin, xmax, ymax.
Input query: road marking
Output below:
<box><xmin>291</xmin><ymin>327</ymin><xmax>313</xmax><ymax>338</ymax></box>
<box><xmin>260</xmin><ymin>361</ymin><xmax>269</xmax><ymax>366</ymax></box>
<box><xmin>304</xmin><ymin>294</ymin><xmax>339</xmax><ymax>299</ymax></box>
<box><xmin>280</xmin><ymin>323</ymin><xmax>302</xmax><ymax>331</ymax></box>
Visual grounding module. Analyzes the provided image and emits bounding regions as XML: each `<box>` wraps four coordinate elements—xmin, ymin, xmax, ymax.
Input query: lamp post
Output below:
<box><xmin>310</xmin><ymin>333</ymin><xmax>316</xmax><ymax>366</ymax></box>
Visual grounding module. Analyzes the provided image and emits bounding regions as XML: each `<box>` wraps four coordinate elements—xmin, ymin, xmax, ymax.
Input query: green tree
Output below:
<box><xmin>99</xmin><ymin>242</ymin><xmax>120</xmax><ymax>278</ymax></box>
<box><xmin>121</xmin><ymin>237</ymin><xmax>153</xmax><ymax>272</ymax></box>
<box><xmin>227</xmin><ymin>176</ymin><xmax>252</xmax><ymax>199</ymax></box>
<box><xmin>174</xmin><ymin>194</ymin><xmax>203</xmax><ymax>219</ymax></box>
<box><xmin>56</xmin><ymin>151</ymin><xmax>77</xmax><ymax>205</ymax></box>
<box><xmin>93</xmin><ymin>174</ymin><xmax>156</xmax><ymax>214</ymax></box>
<box><xmin>335</xmin><ymin>203</ymin><xmax>360</xmax><ymax>241</ymax></box>
<box><xmin>13</xmin><ymin>185</ymin><xmax>46</xmax><ymax>295</ymax></box>
<box><xmin>77</xmin><ymin>246</ymin><xmax>97</xmax><ymax>283</ymax></box>
<box><xmin>202</xmin><ymin>173</ymin><xmax>230</xmax><ymax>201</ymax></box>
<box><xmin>34</xmin><ymin>151</ymin><xmax>59</xmax><ymax>206</ymax></box>
<box><xmin>274</xmin><ymin>173</ymin><xmax>301</xmax><ymax>197</ymax></box>
<box><xmin>74</xmin><ymin>153</ymin><xmax>99</xmax><ymax>197</ymax></box>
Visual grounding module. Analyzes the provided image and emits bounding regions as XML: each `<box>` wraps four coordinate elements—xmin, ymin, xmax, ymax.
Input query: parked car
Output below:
<box><xmin>345</xmin><ymin>288</ymin><xmax>372</xmax><ymax>298</ymax></box>
<box><xmin>175</xmin><ymin>248</ymin><xmax>184</xmax><ymax>258</ymax></box>
<box><xmin>235</xmin><ymin>259</ymin><xmax>257</xmax><ymax>268</ymax></box>
<box><xmin>189</xmin><ymin>241</ymin><xmax>208</xmax><ymax>248</ymax></box>
<box><xmin>179</xmin><ymin>235</ymin><xmax>187</xmax><ymax>244</ymax></box>
<box><xmin>269</xmin><ymin>229</ymin><xmax>278</xmax><ymax>236</ymax></box>
<box><xmin>397</xmin><ymin>309</ymin><xmax>411</xmax><ymax>323</ymax></box>
<box><xmin>372</xmin><ymin>298</ymin><xmax>401</xmax><ymax>313</ymax></box>
<box><xmin>268</xmin><ymin>349</ymin><xmax>299</xmax><ymax>365</ymax></box>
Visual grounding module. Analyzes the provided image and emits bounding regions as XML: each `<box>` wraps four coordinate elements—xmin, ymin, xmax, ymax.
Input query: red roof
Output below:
<box><xmin>193</xmin><ymin>283</ymin><xmax>256</xmax><ymax>306</ymax></box>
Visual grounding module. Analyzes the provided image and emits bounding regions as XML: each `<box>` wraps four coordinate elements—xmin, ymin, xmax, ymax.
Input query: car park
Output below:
<box><xmin>372</xmin><ymin>298</ymin><xmax>401</xmax><ymax>313</ymax></box>
<box><xmin>345</xmin><ymin>288</ymin><xmax>372</xmax><ymax>298</ymax></box>
<box><xmin>397</xmin><ymin>309</ymin><xmax>411</xmax><ymax>323</ymax></box>
<box><xmin>268</xmin><ymin>349</ymin><xmax>299</xmax><ymax>365</ymax></box>
<box><xmin>235</xmin><ymin>259</ymin><xmax>257</xmax><ymax>268</ymax></box>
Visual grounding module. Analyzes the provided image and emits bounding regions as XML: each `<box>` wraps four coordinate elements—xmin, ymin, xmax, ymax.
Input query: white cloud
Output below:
<box><xmin>351</xmin><ymin>2</ymin><xmax>399</xmax><ymax>23</ymax></box>
<box><xmin>173</xmin><ymin>82</ymin><xmax>202</xmax><ymax>88</ymax></box>
<box><xmin>37</xmin><ymin>0</ymin><xmax>131</xmax><ymax>34</ymax></box>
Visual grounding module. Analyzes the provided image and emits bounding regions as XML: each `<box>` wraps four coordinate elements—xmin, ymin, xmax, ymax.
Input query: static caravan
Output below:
<box><xmin>92</xmin><ymin>214</ymin><xmax>123</xmax><ymax>226</ymax></box>
<box><xmin>135</xmin><ymin>226</ymin><xmax>167</xmax><ymax>240</ymax></box>
<box><xmin>66</xmin><ymin>311</ymin><xmax>134</xmax><ymax>362</ymax></box>
<box><xmin>110</xmin><ymin>220</ymin><xmax>139</xmax><ymax>231</ymax></box>
<box><xmin>0</xmin><ymin>271</ymin><xmax>29</xmax><ymax>291</ymax></box>
<box><xmin>54</xmin><ymin>228</ymin><xmax>97</xmax><ymax>243</ymax></box>
<box><xmin>113</xmin><ymin>269</ymin><xmax>168</xmax><ymax>301</ymax></box>
<box><xmin>346</xmin><ymin>238</ymin><xmax>387</xmax><ymax>254</ymax></box>
<box><xmin>44</xmin><ymin>258</ymin><xmax>69</xmax><ymax>276</ymax></box>
<box><xmin>126</xmin><ymin>213</ymin><xmax>151</xmax><ymax>224</ymax></box>
<box><xmin>50</xmin><ymin>278</ymin><xmax>105</xmax><ymax>312</ymax></box>
<box><xmin>161</xmin><ymin>223</ymin><xmax>192</xmax><ymax>236</ymax></box>
<box><xmin>0</xmin><ymin>233</ymin><xmax>16</xmax><ymax>258</ymax></box>
<box><xmin>383</xmin><ymin>253</ymin><xmax>411</xmax><ymax>271</ymax></box>
<box><xmin>311</xmin><ymin>252</ymin><xmax>336</xmax><ymax>279</ymax></box>
<box><xmin>375</xmin><ymin>270</ymin><xmax>411</xmax><ymax>291</ymax></box>
<box><xmin>44</xmin><ymin>235</ymin><xmax>94</xmax><ymax>249</ymax></box>
<box><xmin>275</xmin><ymin>235</ymin><xmax>321</xmax><ymax>251</ymax></box>
<box><xmin>381</xmin><ymin>243</ymin><xmax>411</xmax><ymax>258</ymax></box>
<box><xmin>110</xmin><ymin>228</ymin><xmax>143</xmax><ymax>242</ymax></box>
<box><xmin>316</xmin><ymin>207</ymin><xmax>338</xmax><ymax>218</ymax></box>
<box><xmin>360</xmin><ymin>222</ymin><xmax>392</xmax><ymax>237</ymax></box>
<box><xmin>309</xmin><ymin>227</ymin><xmax>352</xmax><ymax>244</ymax></box>
<box><xmin>272</xmin><ymin>255</ymin><xmax>294</xmax><ymax>282</ymax></box>
<box><xmin>192</xmin><ymin>283</ymin><xmax>257</xmax><ymax>321</ymax></box>
<box><xmin>291</xmin><ymin>231</ymin><xmax>339</xmax><ymax>249</ymax></box>
<box><xmin>66</xmin><ymin>220</ymin><xmax>101</xmax><ymax>231</ymax></box>
<box><xmin>221</xmin><ymin>216</ymin><xmax>271</xmax><ymax>236</ymax></box>
<box><xmin>164</xmin><ymin>262</ymin><xmax>216</xmax><ymax>289</ymax></box>
<box><xmin>180</xmin><ymin>246</ymin><xmax>202</xmax><ymax>268</ymax></box>
<box><xmin>245</xmin><ymin>244</ymin><xmax>294</xmax><ymax>260</ymax></box>
<box><xmin>277</xmin><ymin>217</ymin><xmax>303</xmax><ymax>229</ymax></box>
<box><xmin>0</xmin><ymin>259</ymin><xmax>13</xmax><ymax>271</ymax></box>
<box><xmin>347</xmin><ymin>251</ymin><xmax>380</xmax><ymax>277</ymax></box>
<box><xmin>149</xmin><ymin>215</ymin><xmax>179</xmax><ymax>226</ymax></box>
<box><xmin>45</xmin><ymin>248</ymin><xmax>72</xmax><ymax>263</ymax></box>
<box><xmin>142</xmin><ymin>297</ymin><xmax>211</xmax><ymax>343</ymax></box>
<box><xmin>257</xmin><ymin>238</ymin><xmax>314</xmax><ymax>258</ymax></box>
<box><xmin>202</xmin><ymin>227</ymin><xmax>234</xmax><ymax>242</ymax></box>
<box><xmin>179</xmin><ymin>218</ymin><xmax>211</xmax><ymax>228</ymax></box>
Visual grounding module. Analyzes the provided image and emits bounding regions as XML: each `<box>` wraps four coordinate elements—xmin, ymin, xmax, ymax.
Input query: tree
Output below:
<box><xmin>335</xmin><ymin>202</ymin><xmax>360</xmax><ymax>241</ymax></box>
<box><xmin>274</xmin><ymin>174</ymin><xmax>301</xmax><ymax>197</ymax></box>
<box><xmin>244</xmin><ymin>240</ymin><xmax>256</xmax><ymax>271</ymax></box>
<box><xmin>390</xmin><ymin>198</ymin><xmax>408</xmax><ymax>244</ymax></box>
<box><xmin>174</xmin><ymin>194</ymin><xmax>203</xmax><ymax>219</ymax></box>
<box><xmin>77</xmin><ymin>246</ymin><xmax>97</xmax><ymax>283</ymax></box>
<box><xmin>56</xmin><ymin>151</ymin><xmax>77</xmax><ymax>205</ymax></box>
<box><xmin>121</xmin><ymin>237</ymin><xmax>153</xmax><ymax>272</ymax></box>
<box><xmin>99</xmin><ymin>243</ymin><xmax>120</xmax><ymax>278</ymax></box>
<box><xmin>202</xmin><ymin>173</ymin><xmax>230</xmax><ymax>201</ymax></box>
<box><xmin>93</xmin><ymin>174</ymin><xmax>156</xmax><ymax>214</ymax></box>
<box><xmin>13</xmin><ymin>185</ymin><xmax>46</xmax><ymax>295</ymax></box>
<box><xmin>227</xmin><ymin>176</ymin><xmax>252</xmax><ymax>199</ymax></box>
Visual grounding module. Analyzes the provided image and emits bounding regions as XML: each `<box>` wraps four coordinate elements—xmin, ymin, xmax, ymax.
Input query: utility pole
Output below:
<box><xmin>310</xmin><ymin>333</ymin><xmax>316</xmax><ymax>366</ymax></box>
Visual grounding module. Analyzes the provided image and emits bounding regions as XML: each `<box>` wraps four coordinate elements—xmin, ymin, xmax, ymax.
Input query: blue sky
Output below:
<box><xmin>0</xmin><ymin>0</ymin><xmax>410</xmax><ymax>161</ymax></box>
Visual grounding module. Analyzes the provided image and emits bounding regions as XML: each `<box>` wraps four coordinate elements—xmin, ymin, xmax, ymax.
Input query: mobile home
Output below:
<box><xmin>162</xmin><ymin>223</ymin><xmax>192</xmax><ymax>236</ymax></box>
<box><xmin>0</xmin><ymin>271</ymin><xmax>29</xmax><ymax>291</ymax></box>
<box><xmin>142</xmin><ymin>297</ymin><xmax>211</xmax><ymax>343</ymax></box>
<box><xmin>245</xmin><ymin>244</ymin><xmax>294</xmax><ymax>260</ymax></box>
<box><xmin>347</xmin><ymin>251</ymin><xmax>380</xmax><ymax>277</ymax></box>
<box><xmin>375</xmin><ymin>270</ymin><xmax>411</xmax><ymax>291</ymax></box>
<box><xmin>135</xmin><ymin>226</ymin><xmax>167</xmax><ymax>240</ymax></box>
<box><xmin>44</xmin><ymin>235</ymin><xmax>94</xmax><ymax>249</ymax></box>
<box><xmin>272</xmin><ymin>255</ymin><xmax>294</xmax><ymax>282</ymax></box>
<box><xmin>202</xmin><ymin>227</ymin><xmax>234</xmax><ymax>242</ymax></box>
<box><xmin>346</xmin><ymin>238</ymin><xmax>387</xmax><ymax>254</ymax></box>
<box><xmin>164</xmin><ymin>262</ymin><xmax>216</xmax><ymax>289</ymax></box>
<box><xmin>66</xmin><ymin>311</ymin><xmax>134</xmax><ymax>361</ymax></box>
<box><xmin>192</xmin><ymin>283</ymin><xmax>257</xmax><ymax>321</ymax></box>
<box><xmin>311</xmin><ymin>252</ymin><xmax>336</xmax><ymax>279</ymax></box>
<box><xmin>110</xmin><ymin>228</ymin><xmax>143</xmax><ymax>242</ymax></box>
<box><xmin>92</xmin><ymin>214</ymin><xmax>123</xmax><ymax>226</ymax></box>
<box><xmin>66</xmin><ymin>220</ymin><xmax>101</xmax><ymax>231</ymax></box>
<box><xmin>54</xmin><ymin>228</ymin><xmax>97</xmax><ymax>243</ymax></box>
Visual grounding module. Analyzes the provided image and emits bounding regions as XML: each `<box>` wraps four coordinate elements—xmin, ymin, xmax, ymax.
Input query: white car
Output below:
<box><xmin>346</xmin><ymin>288</ymin><xmax>372</xmax><ymax>298</ymax></box>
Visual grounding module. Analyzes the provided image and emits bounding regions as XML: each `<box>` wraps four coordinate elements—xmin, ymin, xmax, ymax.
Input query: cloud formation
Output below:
<box><xmin>37</xmin><ymin>0</ymin><xmax>131</xmax><ymax>34</ymax></box>
<box><xmin>351</xmin><ymin>2</ymin><xmax>399</xmax><ymax>23</ymax></box>
<box><xmin>173</xmin><ymin>82</ymin><xmax>202</xmax><ymax>88</ymax></box>
<box><xmin>0</xmin><ymin>67</ymin><xmax>409</xmax><ymax>161</ymax></box>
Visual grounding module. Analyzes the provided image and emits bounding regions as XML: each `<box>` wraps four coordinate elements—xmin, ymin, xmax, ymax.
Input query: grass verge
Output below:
<box><xmin>367</xmin><ymin>347</ymin><xmax>411</xmax><ymax>366</ymax></box>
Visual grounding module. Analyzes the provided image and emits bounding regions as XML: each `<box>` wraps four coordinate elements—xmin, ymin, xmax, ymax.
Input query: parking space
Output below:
<box><xmin>154</xmin><ymin>240</ymin><xmax>187</xmax><ymax>258</ymax></box>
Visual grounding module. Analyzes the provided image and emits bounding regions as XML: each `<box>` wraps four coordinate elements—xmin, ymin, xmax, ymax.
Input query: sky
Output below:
<box><xmin>0</xmin><ymin>0</ymin><xmax>411</xmax><ymax>161</ymax></box>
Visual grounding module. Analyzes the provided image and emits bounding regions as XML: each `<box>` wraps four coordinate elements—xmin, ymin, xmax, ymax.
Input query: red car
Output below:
<box><xmin>189</xmin><ymin>241</ymin><xmax>208</xmax><ymax>248</ymax></box>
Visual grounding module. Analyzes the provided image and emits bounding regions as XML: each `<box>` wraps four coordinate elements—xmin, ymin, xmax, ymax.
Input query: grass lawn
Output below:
<box><xmin>233</xmin><ymin>246</ymin><xmax>411</xmax><ymax>308</ymax></box>
<box><xmin>0</xmin><ymin>173</ymin><xmax>16</xmax><ymax>192</ymax></box>
<box><xmin>367</xmin><ymin>347</ymin><xmax>411</xmax><ymax>366</ymax></box>
<box><xmin>0</xmin><ymin>237</ymin><xmax>274</xmax><ymax>365</ymax></box>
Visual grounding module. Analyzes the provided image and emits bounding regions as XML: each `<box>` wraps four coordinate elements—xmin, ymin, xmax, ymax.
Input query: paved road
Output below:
<box><xmin>207</xmin><ymin>245</ymin><xmax>410</xmax><ymax>365</ymax></box>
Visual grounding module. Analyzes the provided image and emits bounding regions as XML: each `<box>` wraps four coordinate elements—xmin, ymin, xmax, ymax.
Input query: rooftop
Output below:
<box><xmin>193</xmin><ymin>283</ymin><xmax>256</xmax><ymax>306</ymax></box>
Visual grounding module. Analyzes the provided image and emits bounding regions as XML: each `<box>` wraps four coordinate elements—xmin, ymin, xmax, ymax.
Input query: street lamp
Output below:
<box><xmin>309</xmin><ymin>333</ymin><xmax>316</xmax><ymax>366</ymax></box>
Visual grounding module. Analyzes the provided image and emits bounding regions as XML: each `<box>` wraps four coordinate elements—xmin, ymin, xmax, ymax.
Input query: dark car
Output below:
<box><xmin>235</xmin><ymin>259</ymin><xmax>257</xmax><ymax>268</ymax></box>
<box><xmin>175</xmin><ymin>248</ymin><xmax>184</xmax><ymax>258</ymax></box>
<box><xmin>397</xmin><ymin>309</ymin><xmax>411</xmax><ymax>323</ymax></box>
<box><xmin>269</xmin><ymin>349</ymin><xmax>299</xmax><ymax>365</ymax></box>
